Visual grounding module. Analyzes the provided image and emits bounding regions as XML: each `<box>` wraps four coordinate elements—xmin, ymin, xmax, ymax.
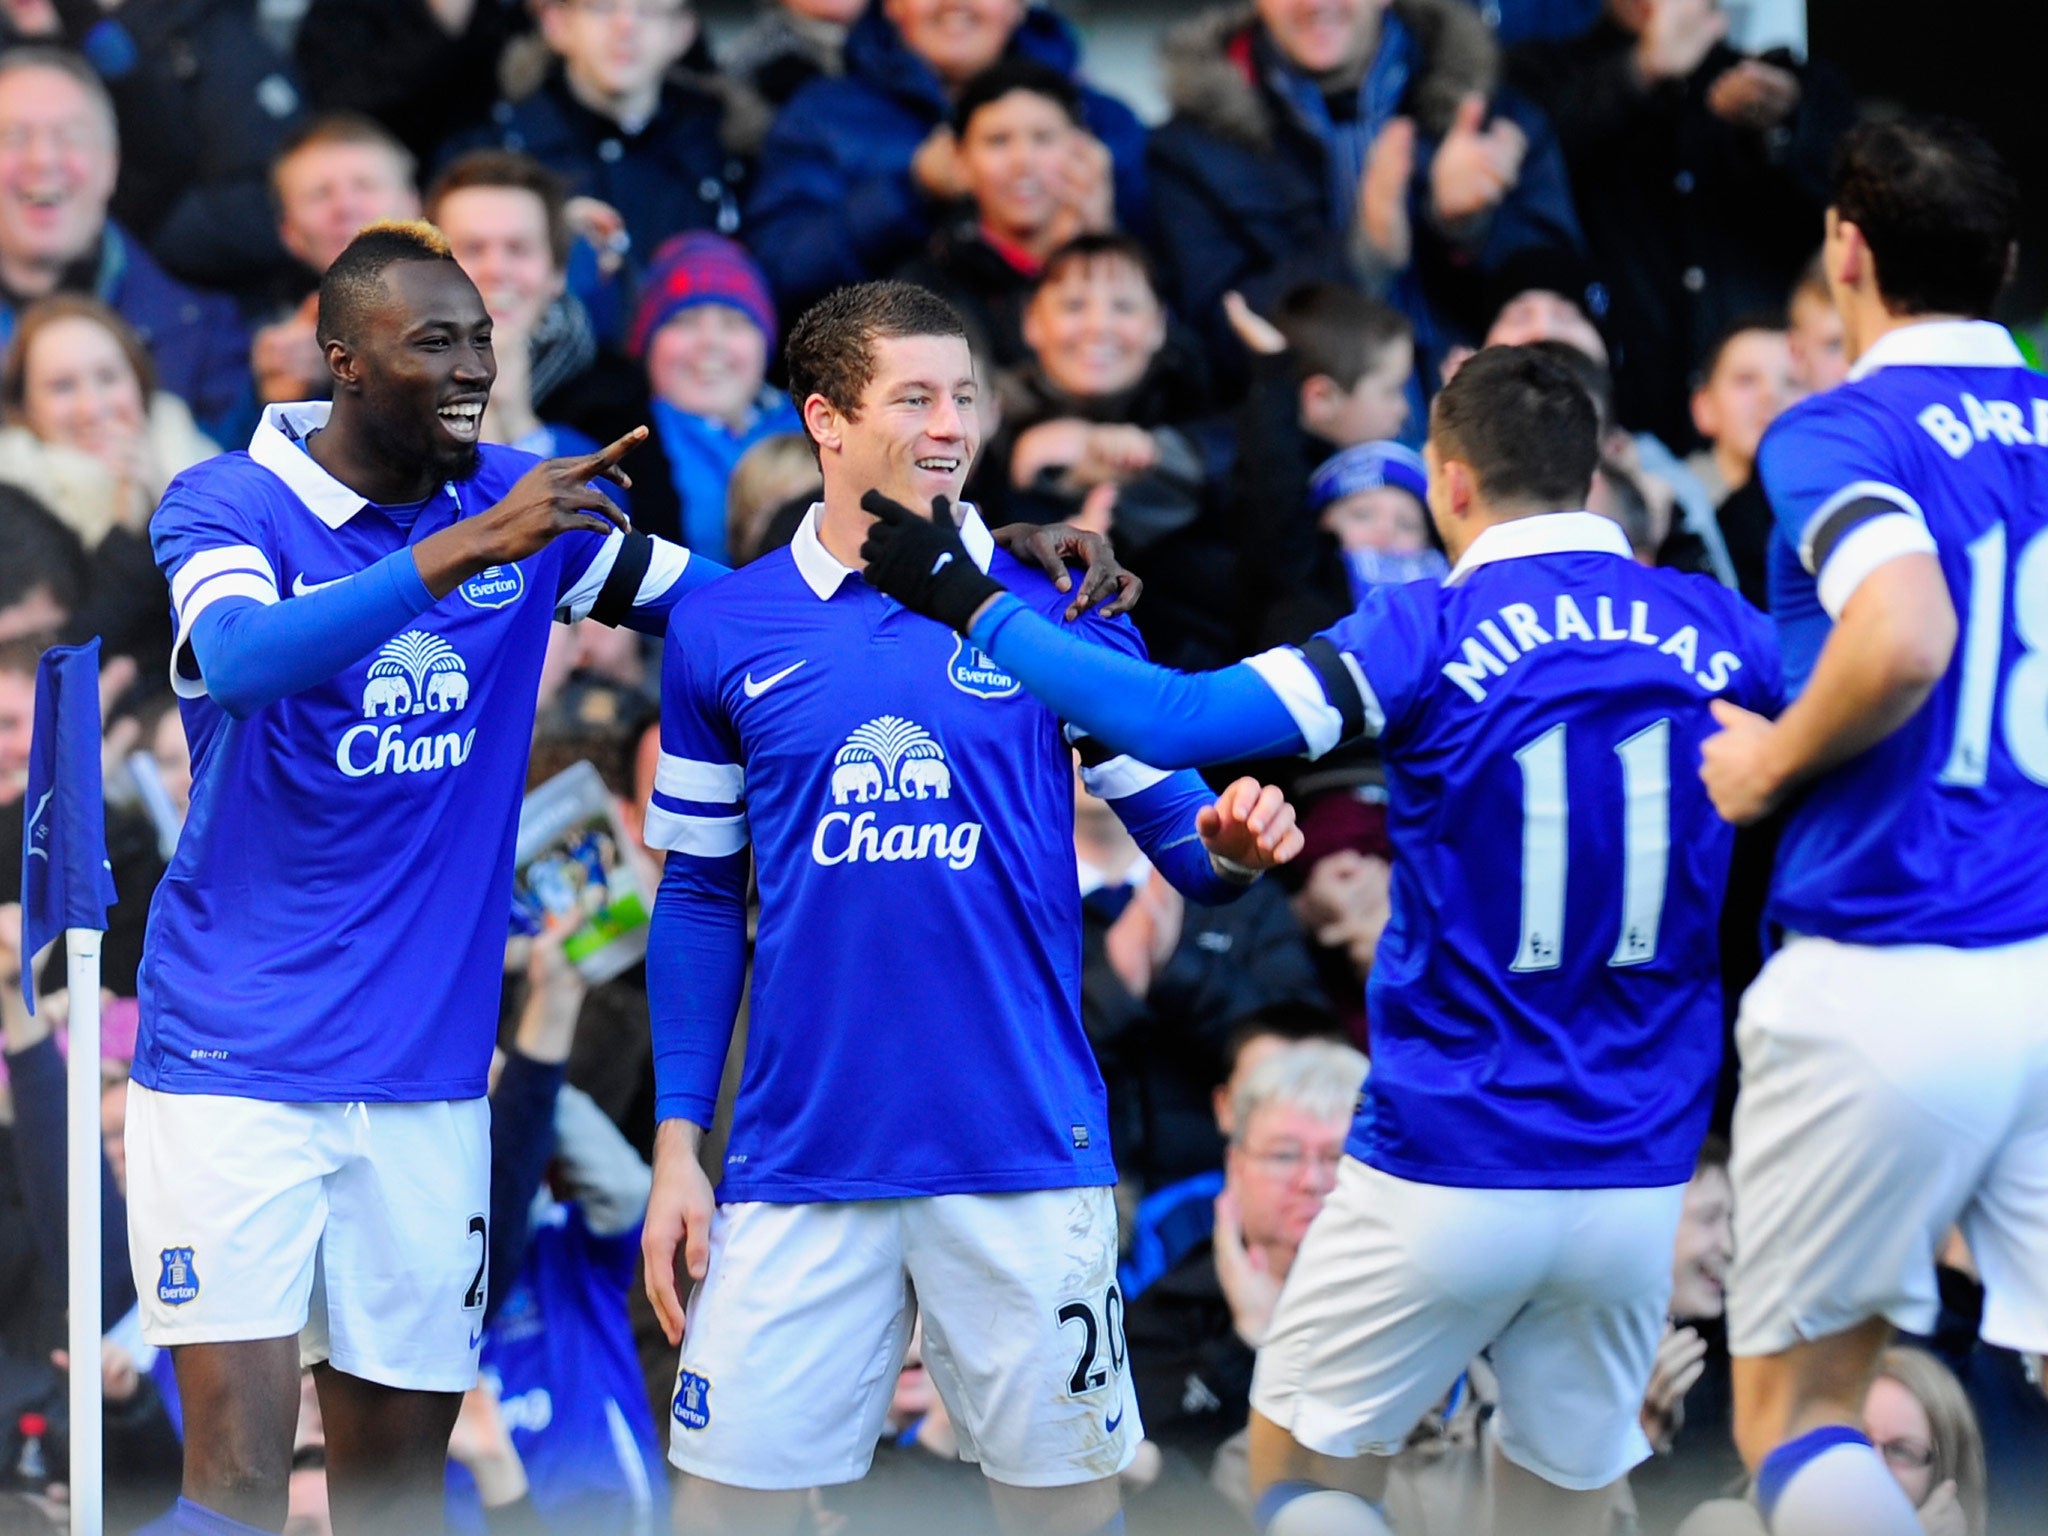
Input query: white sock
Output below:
<box><xmin>1258</xmin><ymin>1486</ymin><xmax>1394</xmax><ymax>1536</ymax></box>
<box><xmin>1758</xmin><ymin>1429</ymin><xmax>1923</xmax><ymax>1536</ymax></box>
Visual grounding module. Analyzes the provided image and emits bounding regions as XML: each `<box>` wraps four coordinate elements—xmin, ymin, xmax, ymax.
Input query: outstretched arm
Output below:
<box><xmin>859</xmin><ymin>490</ymin><xmax>1315</xmax><ymax>768</ymax></box>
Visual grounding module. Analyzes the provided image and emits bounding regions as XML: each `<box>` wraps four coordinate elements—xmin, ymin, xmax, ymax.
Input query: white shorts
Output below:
<box><xmin>1250</xmin><ymin>1159</ymin><xmax>1681</xmax><ymax>1490</ymax></box>
<box><xmin>668</xmin><ymin>1186</ymin><xmax>1140</xmax><ymax>1490</ymax></box>
<box><xmin>1727</xmin><ymin>930</ymin><xmax>2048</xmax><ymax>1358</ymax></box>
<box><xmin>125</xmin><ymin>1085</ymin><xmax>491</xmax><ymax>1393</ymax></box>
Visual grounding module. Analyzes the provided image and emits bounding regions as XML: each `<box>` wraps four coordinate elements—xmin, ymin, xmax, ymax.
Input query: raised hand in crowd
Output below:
<box><xmin>1010</xmin><ymin>420</ymin><xmax>1159</xmax><ymax>493</ymax></box>
<box><xmin>1430</xmin><ymin>95</ymin><xmax>1528</xmax><ymax>232</ymax></box>
<box><xmin>1213</xmin><ymin>1188</ymin><xmax>1283</xmax><ymax>1348</ymax></box>
<box><xmin>1221</xmin><ymin>290</ymin><xmax>1288</xmax><ymax>357</ymax></box>
<box><xmin>1103</xmin><ymin>872</ymin><xmax>1183</xmax><ymax>1000</ymax></box>
<box><xmin>1051</xmin><ymin>129</ymin><xmax>1117</xmax><ymax>243</ymax></box>
<box><xmin>1358</xmin><ymin>116</ymin><xmax>1417</xmax><ymax>270</ymax></box>
<box><xmin>1639</xmin><ymin>1322</ymin><xmax>1710</xmax><ymax>1454</ymax></box>
<box><xmin>251</xmin><ymin>295</ymin><xmax>327</xmax><ymax>407</ymax></box>
<box><xmin>911</xmin><ymin>123</ymin><xmax>971</xmax><ymax>203</ymax></box>
<box><xmin>1633</xmin><ymin>0</ymin><xmax>1729</xmax><ymax>84</ymax></box>
<box><xmin>1707</xmin><ymin>57</ymin><xmax>1803</xmax><ymax>131</ymax></box>
<box><xmin>563</xmin><ymin>197</ymin><xmax>630</xmax><ymax>280</ymax></box>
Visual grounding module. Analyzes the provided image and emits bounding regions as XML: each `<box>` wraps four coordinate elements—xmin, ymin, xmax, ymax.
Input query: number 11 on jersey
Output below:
<box><xmin>1512</xmin><ymin>719</ymin><xmax>1672</xmax><ymax>972</ymax></box>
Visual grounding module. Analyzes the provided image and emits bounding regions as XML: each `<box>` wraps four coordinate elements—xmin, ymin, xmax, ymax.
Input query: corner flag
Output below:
<box><xmin>18</xmin><ymin>637</ymin><xmax>117</xmax><ymax>1536</ymax></box>
<box><xmin>20</xmin><ymin>639</ymin><xmax>116</xmax><ymax>1012</ymax></box>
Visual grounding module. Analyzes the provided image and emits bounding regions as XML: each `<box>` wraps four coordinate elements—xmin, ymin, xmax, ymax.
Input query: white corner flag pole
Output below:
<box><xmin>66</xmin><ymin>925</ymin><xmax>104</xmax><ymax>1536</ymax></box>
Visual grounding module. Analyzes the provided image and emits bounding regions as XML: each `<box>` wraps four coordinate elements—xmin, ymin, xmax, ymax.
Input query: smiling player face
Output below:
<box><xmin>346</xmin><ymin>259</ymin><xmax>496</xmax><ymax>485</ymax></box>
<box><xmin>840</xmin><ymin>332</ymin><xmax>980</xmax><ymax>513</ymax></box>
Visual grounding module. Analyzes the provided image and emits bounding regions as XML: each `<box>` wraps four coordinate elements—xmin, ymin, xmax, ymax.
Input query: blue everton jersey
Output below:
<box><xmin>1757</xmin><ymin>320</ymin><xmax>2048</xmax><ymax>949</ymax></box>
<box><xmin>137</xmin><ymin>404</ymin><xmax>692</xmax><ymax>1101</ymax></box>
<box><xmin>1251</xmin><ymin>514</ymin><xmax>1782</xmax><ymax>1187</ymax></box>
<box><xmin>648</xmin><ymin>508</ymin><xmax>1208</xmax><ymax>1203</ymax></box>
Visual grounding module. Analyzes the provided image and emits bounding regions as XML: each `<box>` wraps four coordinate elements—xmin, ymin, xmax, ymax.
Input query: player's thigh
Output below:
<box><xmin>1727</xmin><ymin>935</ymin><xmax>2031</xmax><ymax>1357</ymax></box>
<box><xmin>905</xmin><ymin>1185</ymin><xmax>1137</xmax><ymax>1488</ymax></box>
<box><xmin>1250</xmin><ymin>1159</ymin><xmax>1550</xmax><ymax>1462</ymax></box>
<box><xmin>669</xmin><ymin>1199</ymin><xmax>916</xmax><ymax>1491</ymax></box>
<box><xmin>1488</xmin><ymin>1182</ymin><xmax>1685</xmax><ymax>1490</ymax></box>
<box><xmin>317</xmin><ymin>1097</ymin><xmax>491</xmax><ymax>1392</ymax></box>
<box><xmin>125</xmin><ymin>1085</ymin><xmax>338</xmax><ymax>1346</ymax></box>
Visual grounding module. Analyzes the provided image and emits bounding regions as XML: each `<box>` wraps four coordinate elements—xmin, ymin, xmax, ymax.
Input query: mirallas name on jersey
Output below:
<box><xmin>1441</xmin><ymin>592</ymin><xmax>1746</xmax><ymax>703</ymax></box>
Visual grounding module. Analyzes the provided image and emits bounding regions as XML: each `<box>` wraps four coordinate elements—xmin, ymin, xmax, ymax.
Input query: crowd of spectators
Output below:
<box><xmin>0</xmin><ymin>0</ymin><xmax>2042</xmax><ymax>1533</ymax></box>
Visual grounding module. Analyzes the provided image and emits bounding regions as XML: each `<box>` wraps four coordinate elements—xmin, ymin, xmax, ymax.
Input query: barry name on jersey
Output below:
<box><xmin>1916</xmin><ymin>389</ymin><xmax>2048</xmax><ymax>459</ymax></box>
<box><xmin>1442</xmin><ymin>588</ymin><xmax>1749</xmax><ymax>704</ymax></box>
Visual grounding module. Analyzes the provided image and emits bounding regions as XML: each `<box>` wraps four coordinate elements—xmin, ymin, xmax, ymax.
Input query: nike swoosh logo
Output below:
<box><xmin>291</xmin><ymin>573</ymin><xmax>343</xmax><ymax>597</ymax></box>
<box><xmin>468</xmin><ymin>1326</ymin><xmax>483</xmax><ymax>1348</ymax></box>
<box><xmin>1105</xmin><ymin>1407</ymin><xmax>1125</xmax><ymax>1435</ymax></box>
<box><xmin>742</xmin><ymin>661</ymin><xmax>806</xmax><ymax>699</ymax></box>
<box><xmin>931</xmin><ymin>552</ymin><xmax>953</xmax><ymax>574</ymax></box>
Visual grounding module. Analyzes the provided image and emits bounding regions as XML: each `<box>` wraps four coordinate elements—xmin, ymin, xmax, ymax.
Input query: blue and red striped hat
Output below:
<box><xmin>630</xmin><ymin>232</ymin><xmax>779</xmax><ymax>360</ymax></box>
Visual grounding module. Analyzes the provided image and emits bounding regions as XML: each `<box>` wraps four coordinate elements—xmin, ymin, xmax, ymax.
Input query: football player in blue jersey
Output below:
<box><xmin>129</xmin><ymin>222</ymin><xmax>1134</xmax><ymax>1536</ymax></box>
<box><xmin>637</xmin><ymin>280</ymin><xmax>1303</xmax><ymax>1536</ymax></box>
<box><xmin>1696</xmin><ymin>119</ymin><xmax>2048</xmax><ymax>1536</ymax></box>
<box><xmin>859</xmin><ymin>344</ymin><xmax>1784</xmax><ymax>1536</ymax></box>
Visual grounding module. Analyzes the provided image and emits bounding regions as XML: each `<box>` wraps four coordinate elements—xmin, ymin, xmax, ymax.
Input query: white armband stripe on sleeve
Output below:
<box><xmin>1243</xmin><ymin>646</ymin><xmax>1344</xmax><ymax>760</ymax></box>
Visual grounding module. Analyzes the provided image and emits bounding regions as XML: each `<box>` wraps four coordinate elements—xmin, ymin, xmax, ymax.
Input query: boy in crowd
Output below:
<box><xmin>1226</xmin><ymin>283</ymin><xmax>1418</xmax><ymax>647</ymax></box>
<box><xmin>626</xmin><ymin>233</ymin><xmax>801</xmax><ymax>562</ymax></box>
<box><xmin>449</xmin><ymin>0</ymin><xmax>751</xmax><ymax>287</ymax></box>
<box><xmin>1307</xmin><ymin>442</ymin><xmax>1448</xmax><ymax>605</ymax></box>
<box><xmin>899</xmin><ymin>58</ymin><xmax>1115</xmax><ymax>371</ymax></box>
<box><xmin>1685</xmin><ymin>320</ymin><xmax>1795</xmax><ymax>608</ymax></box>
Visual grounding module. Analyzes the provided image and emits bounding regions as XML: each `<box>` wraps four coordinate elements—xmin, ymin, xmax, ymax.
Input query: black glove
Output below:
<box><xmin>859</xmin><ymin>491</ymin><xmax>1007</xmax><ymax>632</ymax></box>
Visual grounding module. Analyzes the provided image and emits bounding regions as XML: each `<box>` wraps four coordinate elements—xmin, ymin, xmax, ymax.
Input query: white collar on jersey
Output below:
<box><xmin>247</xmin><ymin>402</ymin><xmax>459</xmax><ymax>530</ymax></box>
<box><xmin>790</xmin><ymin>499</ymin><xmax>997</xmax><ymax>601</ymax></box>
<box><xmin>1443</xmin><ymin>510</ymin><xmax>1633</xmax><ymax>587</ymax></box>
<box><xmin>1847</xmin><ymin>319</ymin><xmax>2025</xmax><ymax>382</ymax></box>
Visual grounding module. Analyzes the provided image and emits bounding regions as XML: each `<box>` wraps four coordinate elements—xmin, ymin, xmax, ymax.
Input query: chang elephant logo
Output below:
<box><xmin>363</xmin><ymin>631</ymin><xmax>469</xmax><ymax>717</ymax></box>
<box><xmin>814</xmin><ymin>715</ymin><xmax>981</xmax><ymax>871</ymax></box>
<box><xmin>335</xmin><ymin>629</ymin><xmax>478</xmax><ymax>778</ymax></box>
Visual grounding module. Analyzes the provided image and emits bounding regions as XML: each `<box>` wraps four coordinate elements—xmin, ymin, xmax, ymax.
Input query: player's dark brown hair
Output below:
<box><xmin>1273</xmin><ymin>281</ymin><xmax>1412</xmax><ymax>392</ymax></box>
<box><xmin>1833</xmin><ymin>116</ymin><xmax>2018</xmax><ymax>320</ymax></box>
<box><xmin>426</xmin><ymin>149</ymin><xmax>574</xmax><ymax>271</ymax></box>
<box><xmin>784</xmin><ymin>281</ymin><xmax>968</xmax><ymax>448</ymax></box>
<box><xmin>1430</xmin><ymin>344</ymin><xmax>1599</xmax><ymax>510</ymax></box>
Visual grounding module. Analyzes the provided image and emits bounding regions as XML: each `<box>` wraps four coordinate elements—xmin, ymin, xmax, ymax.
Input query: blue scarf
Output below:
<box><xmin>651</xmin><ymin>391</ymin><xmax>803</xmax><ymax>564</ymax></box>
<box><xmin>1261</xmin><ymin>13</ymin><xmax>1416</xmax><ymax>240</ymax></box>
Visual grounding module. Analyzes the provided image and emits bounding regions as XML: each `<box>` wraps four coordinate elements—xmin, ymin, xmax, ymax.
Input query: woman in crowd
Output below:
<box><xmin>0</xmin><ymin>297</ymin><xmax>217</xmax><ymax>552</ymax></box>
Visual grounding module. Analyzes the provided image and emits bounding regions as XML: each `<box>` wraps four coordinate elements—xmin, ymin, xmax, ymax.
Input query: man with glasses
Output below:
<box><xmin>445</xmin><ymin>0</ymin><xmax>749</xmax><ymax>281</ymax></box>
<box><xmin>1123</xmin><ymin>1039</ymin><xmax>1366</xmax><ymax>1481</ymax></box>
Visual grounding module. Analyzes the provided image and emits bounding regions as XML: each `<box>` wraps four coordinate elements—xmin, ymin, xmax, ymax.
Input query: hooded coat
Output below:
<box><xmin>742</xmin><ymin>4</ymin><xmax>1149</xmax><ymax>316</ymax></box>
<box><xmin>1147</xmin><ymin>2</ymin><xmax>1583</xmax><ymax>393</ymax></box>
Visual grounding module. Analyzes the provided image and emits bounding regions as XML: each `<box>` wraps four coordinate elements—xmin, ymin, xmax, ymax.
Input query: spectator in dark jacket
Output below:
<box><xmin>295</xmin><ymin>0</ymin><xmax>533</xmax><ymax>164</ymax></box>
<box><xmin>45</xmin><ymin>0</ymin><xmax>303</xmax><ymax>297</ymax></box>
<box><xmin>442</xmin><ymin>0</ymin><xmax>768</xmax><ymax>288</ymax></box>
<box><xmin>1075</xmin><ymin>751</ymin><xmax>1326</xmax><ymax>1189</ymax></box>
<box><xmin>1147</xmin><ymin>0</ymin><xmax>1584</xmax><ymax>399</ymax></box>
<box><xmin>1506</xmin><ymin>0</ymin><xmax>1853</xmax><ymax>447</ymax></box>
<box><xmin>744</xmin><ymin>0</ymin><xmax>1149</xmax><ymax>318</ymax></box>
<box><xmin>896</xmin><ymin>58</ymin><xmax>1116</xmax><ymax>371</ymax></box>
<box><xmin>0</xmin><ymin>48</ymin><xmax>253</xmax><ymax>443</ymax></box>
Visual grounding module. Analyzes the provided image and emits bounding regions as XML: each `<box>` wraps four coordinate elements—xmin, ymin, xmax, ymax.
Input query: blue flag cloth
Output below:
<box><xmin>21</xmin><ymin>640</ymin><xmax>116</xmax><ymax>1013</ymax></box>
